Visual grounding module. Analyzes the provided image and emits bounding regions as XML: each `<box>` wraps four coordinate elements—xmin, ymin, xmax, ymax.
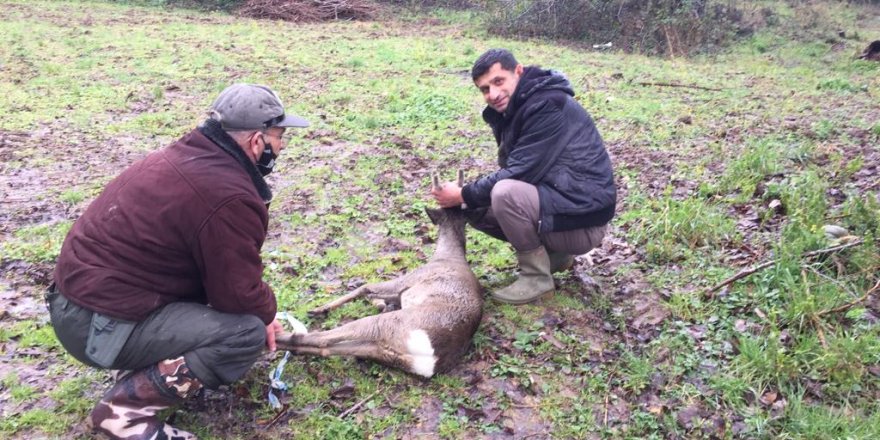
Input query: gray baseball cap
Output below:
<box><xmin>209</xmin><ymin>83</ymin><xmax>309</xmax><ymax>130</ymax></box>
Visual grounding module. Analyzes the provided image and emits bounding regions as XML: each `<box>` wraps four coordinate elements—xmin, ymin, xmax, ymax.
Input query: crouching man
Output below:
<box><xmin>48</xmin><ymin>84</ymin><xmax>308</xmax><ymax>439</ymax></box>
<box><xmin>433</xmin><ymin>49</ymin><xmax>616</xmax><ymax>304</ymax></box>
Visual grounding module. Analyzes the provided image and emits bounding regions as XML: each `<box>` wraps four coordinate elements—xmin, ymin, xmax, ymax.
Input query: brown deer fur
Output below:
<box><xmin>275</xmin><ymin>207</ymin><xmax>483</xmax><ymax>378</ymax></box>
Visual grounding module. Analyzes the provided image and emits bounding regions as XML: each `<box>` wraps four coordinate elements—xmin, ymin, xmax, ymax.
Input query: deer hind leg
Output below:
<box><xmin>309</xmin><ymin>278</ymin><xmax>408</xmax><ymax>316</ymax></box>
<box><xmin>290</xmin><ymin>342</ymin><xmax>426</xmax><ymax>376</ymax></box>
<box><xmin>277</xmin><ymin>314</ymin><xmax>438</xmax><ymax>378</ymax></box>
<box><xmin>280</xmin><ymin>317</ymin><xmax>405</xmax><ymax>366</ymax></box>
<box><xmin>283</xmin><ymin>314</ymin><xmax>386</xmax><ymax>348</ymax></box>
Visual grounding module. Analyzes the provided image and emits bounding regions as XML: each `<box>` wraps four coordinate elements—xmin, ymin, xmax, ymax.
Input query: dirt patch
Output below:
<box><xmin>0</xmin><ymin>2</ymin><xmax>235</xmax><ymax>28</ymax></box>
<box><xmin>0</xmin><ymin>120</ymin><xmax>151</xmax><ymax>230</ymax></box>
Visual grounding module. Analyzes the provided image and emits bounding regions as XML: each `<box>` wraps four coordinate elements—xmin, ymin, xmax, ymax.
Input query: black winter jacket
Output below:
<box><xmin>461</xmin><ymin>66</ymin><xmax>616</xmax><ymax>233</ymax></box>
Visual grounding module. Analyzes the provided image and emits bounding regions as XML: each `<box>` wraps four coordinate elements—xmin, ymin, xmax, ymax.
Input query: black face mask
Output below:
<box><xmin>256</xmin><ymin>135</ymin><xmax>278</xmax><ymax>176</ymax></box>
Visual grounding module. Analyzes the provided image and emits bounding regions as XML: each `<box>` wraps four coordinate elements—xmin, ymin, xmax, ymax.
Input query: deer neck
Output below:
<box><xmin>430</xmin><ymin>227</ymin><xmax>466</xmax><ymax>262</ymax></box>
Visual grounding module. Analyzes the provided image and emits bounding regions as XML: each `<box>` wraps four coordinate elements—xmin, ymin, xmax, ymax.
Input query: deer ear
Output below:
<box><xmin>425</xmin><ymin>207</ymin><xmax>443</xmax><ymax>225</ymax></box>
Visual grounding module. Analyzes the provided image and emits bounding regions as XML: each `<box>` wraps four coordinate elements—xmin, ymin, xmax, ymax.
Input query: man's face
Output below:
<box><xmin>474</xmin><ymin>62</ymin><xmax>523</xmax><ymax>113</ymax></box>
<box><xmin>246</xmin><ymin>127</ymin><xmax>286</xmax><ymax>163</ymax></box>
<box><xmin>262</xmin><ymin>127</ymin><xmax>286</xmax><ymax>156</ymax></box>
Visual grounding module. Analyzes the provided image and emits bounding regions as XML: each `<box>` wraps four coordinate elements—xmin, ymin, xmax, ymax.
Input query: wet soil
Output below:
<box><xmin>2</xmin><ymin>3</ymin><xmax>878</xmax><ymax>438</ymax></box>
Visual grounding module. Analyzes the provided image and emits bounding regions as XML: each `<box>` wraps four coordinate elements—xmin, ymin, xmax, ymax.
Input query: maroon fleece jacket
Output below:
<box><xmin>54</xmin><ymin>128</ymin><xmax>277</xmax><ymax>324</ymax></box>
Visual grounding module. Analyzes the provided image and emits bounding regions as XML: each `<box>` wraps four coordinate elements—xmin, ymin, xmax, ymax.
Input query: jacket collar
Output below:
<box><xmin>482</xmin><ymin>66</ymin><xmax>575</xmax><ymax>127</ymax></box>
<box><xmin>198</xmin><ymin>119</ymin><xmax>273</xmax><ymax>204</ymax></box>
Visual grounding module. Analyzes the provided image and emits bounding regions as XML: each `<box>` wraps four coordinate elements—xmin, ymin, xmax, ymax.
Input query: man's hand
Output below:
<box><xmin>265</xmin><ymin>318</ymin><xmax>283</xmax><ymax>351</ymax></box>
<box><xmin>431</xmin><ymin>181</ymin><xmax>464</xmax><ymax>208</ymax></box>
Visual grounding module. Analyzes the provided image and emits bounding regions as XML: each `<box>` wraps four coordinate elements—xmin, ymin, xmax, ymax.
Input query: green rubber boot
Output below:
<box><xmin>548</xmin><ymin>251</ymin><xmax>575</xmax><ymax>273</ymax></box>
<box><xmin>492</xmin><ymin>246</ymin><xmax>555</xmax><ymax>304</ymax></box>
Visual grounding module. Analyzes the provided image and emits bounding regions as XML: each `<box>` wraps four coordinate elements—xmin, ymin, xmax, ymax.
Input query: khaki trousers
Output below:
<box><xmin>468</xmin><ymin>179</ymin><xmax>607</xmax><ymax>254</ymax></box>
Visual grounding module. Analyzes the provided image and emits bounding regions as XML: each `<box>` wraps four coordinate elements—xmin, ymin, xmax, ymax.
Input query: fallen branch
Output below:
<box><xmin>636</xmin><ymin>81</ymin><xmax>723</xmax><ymax>91</ymax></box>
<box><xmin>603</xmin><ymin>389</ymin><xmax>610</xmax><ymax>427</ymax></box>
<box><xmin>540</xmin><ymin>331</ymin><xmax>566</xmax><ymax>350</ymax></box>
<box><xmin>260</xmin><ymin>403</ymin><xmax>291</xmax><ymax>430</ymax></box>
<box><xmin>238</xmin><ymin>0</ymin><xmax>377</xmax><ymax>22</ymax></box>
<box><xmin>706</xmin><ymin>260</ymin><xmax>776</xmax><ymax>294</ymax></box>
<box><xmin>802</xmin><ymin>239</ymin><xmax>865</xmax><ymax>258</ymax></box>
<box><xmin>339</xmin><ymin>389</ymin><xmax>381</xmax><ymax>419</ymax></box>
<box><xmin>707</xmin><ymin>239</ymin><xmax>866</xmax><ymax>293</ymax></box>
<box><xmin>816</xmin><ymin>278</ymin><xmax>880</xmax><ymax>318</ymax></box>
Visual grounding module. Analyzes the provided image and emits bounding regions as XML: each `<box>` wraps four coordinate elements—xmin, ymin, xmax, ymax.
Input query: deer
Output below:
<box><xmin>275</xmin><ymin>171</ymin><xmax>483</xmax><ymax>378</ymax></box>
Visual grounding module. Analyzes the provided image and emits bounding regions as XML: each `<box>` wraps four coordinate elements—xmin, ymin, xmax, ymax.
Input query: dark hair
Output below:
<box><xmin>471</xmin><ymin>49</ymin><xmax>518</xmax><ymax>80</ymax></box>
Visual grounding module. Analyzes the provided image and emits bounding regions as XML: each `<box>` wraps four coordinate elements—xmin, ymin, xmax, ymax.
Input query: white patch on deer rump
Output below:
<box><xmin>406</xmin><ymin>329</ymin><xmax>437</xmax><ymax>377</ymax></box>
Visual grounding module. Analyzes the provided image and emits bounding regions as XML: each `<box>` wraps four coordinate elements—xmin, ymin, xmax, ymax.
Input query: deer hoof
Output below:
<box><xmin>307</xmin><ymin>308</ymin><xmax>328</xmax><ymax>317</ymax></box>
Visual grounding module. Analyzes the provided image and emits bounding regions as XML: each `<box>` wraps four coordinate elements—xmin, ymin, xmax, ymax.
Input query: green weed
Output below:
<box><xmin>58</xmin><ymin>189</ymin><xmax>86</xmax><ymax>205</ymax></box>
<box><xmin>12</xmin><ymin>320</ymin><xmax>61</xmax><ymax>350</ymax></box>
<box><xmin>838</xmin><ymin>192</ymin><xmax>880</xmax><ymax>236</ymax></box>
<box><xmin>816</xmin><ymin>78</ymin><xmax>863</xmax><ymax>93</ymax></box>
<box><xmin>1</xmin><ymin>221</ymin><xmax>72</xmax><ymax>263</ymax></box>
<box><xmin>619</xmin><ymin>351</ymin><xmax>653</xmax><ymax>394</ymax></box>
<box><xmin>621</xmin><ymin>192</ymin><xmax>739</xmax><ymax>263</ymax></box>
<box><xmin>0</xmin><ymin>408</ymin><xmax>71</xmax><ymax>436</ymax></box>
<box><xmin>776</xmin><ymin>393</ymin><xmax>880</xmax><ymax>439</ymax></box>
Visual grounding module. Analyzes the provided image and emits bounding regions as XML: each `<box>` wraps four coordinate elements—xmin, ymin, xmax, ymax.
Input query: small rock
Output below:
<box><xmin>823</xmin><ymin>224</ymin><xmax>849</xmax><ymax>239</ymax></box>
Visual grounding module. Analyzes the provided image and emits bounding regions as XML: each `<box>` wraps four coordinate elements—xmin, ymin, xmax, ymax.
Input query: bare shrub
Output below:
<box><xmin>486</xmin><ymin>0</ymin><xmax>757</xmax><ymax>56</ymax></box>
<box><xmin>237</xmin><ymin>0</ymin><xmax>379</xmax><ymax>22</ymax></box>
<box><xmin>377</xmin><ymin>0</ymin><xmax>480</xmax><ymax>9</ymax></box>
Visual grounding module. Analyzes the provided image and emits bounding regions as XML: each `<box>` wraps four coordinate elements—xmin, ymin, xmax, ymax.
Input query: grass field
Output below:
<box><xmin>1</xmin><ymin>0</ymin><xmax>879</xmax><ymax>438</ymax></box>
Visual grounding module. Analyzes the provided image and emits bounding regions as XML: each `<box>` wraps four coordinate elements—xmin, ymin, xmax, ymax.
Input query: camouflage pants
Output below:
<box><xmin>47</xmin><ymin>287</ymin><xmax>266</xmax><ymax>389</ymax></box>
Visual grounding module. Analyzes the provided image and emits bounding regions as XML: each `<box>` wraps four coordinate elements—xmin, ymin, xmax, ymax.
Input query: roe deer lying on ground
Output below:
<box><xmin>275</xmin><ymin>174</ymin><xmax>483</xmax><ymax>378</ymax></box>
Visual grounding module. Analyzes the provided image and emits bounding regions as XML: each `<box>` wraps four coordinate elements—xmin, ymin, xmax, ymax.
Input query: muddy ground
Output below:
<box><xmin>4</xmin><ymin>110</ymin><xmax>876</xmax><ymax>438</ymax></box>
<box><xmin>1</xmin><ymin>2</ymin><xmax>880</xmax><ymax>439</ymax></box>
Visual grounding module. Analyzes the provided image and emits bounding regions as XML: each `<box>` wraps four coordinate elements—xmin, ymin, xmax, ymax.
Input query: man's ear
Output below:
<box><xmin>248</xmin><ymin>132</ymin><xmax>264</xmax><ymax>158</ymax></box>
<box><xmin>514</xmin><ymin>64</ymin><xmax>524</xmax><ymax>76</ymax></box>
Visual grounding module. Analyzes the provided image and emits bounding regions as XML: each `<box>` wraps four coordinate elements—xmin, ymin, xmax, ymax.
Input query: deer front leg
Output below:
<box><xmin>308</xmin><ymin>278</ymin><xmax>407</xmax><ymax>316</ymax></box>
<box><xmin>307</xmin><ymin>285</ymin><xmax>369</xmax><ymax>316</ymax></box>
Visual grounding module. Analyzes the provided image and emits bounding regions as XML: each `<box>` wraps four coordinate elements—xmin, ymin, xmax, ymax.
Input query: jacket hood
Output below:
<box><xmin>483</xmin><ymin>66</ymin><xmax>575</xmax><ymax>123</ymax></box>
